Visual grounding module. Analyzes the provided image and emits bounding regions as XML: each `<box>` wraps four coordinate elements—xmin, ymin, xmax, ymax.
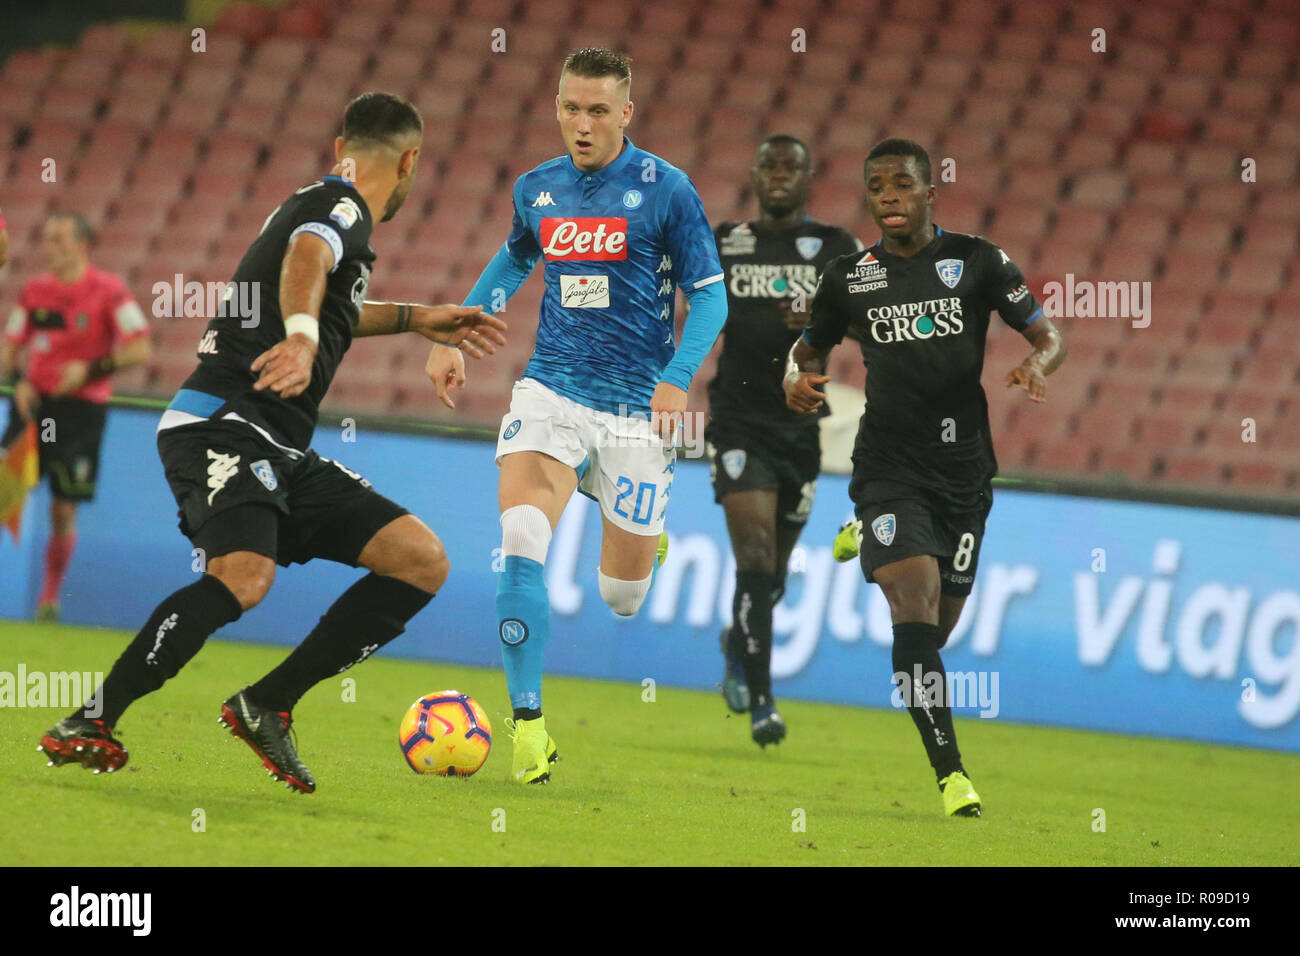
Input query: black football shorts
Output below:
<box><xmin>849</xmin><ymin>476</ymin><xmax>993</xmax><ymax>598</ymax></box>
<box><xmin>706</xmin><ymin>417</ymin><xmax>820</xmax><ymax>525</ymax></box>
<box><xmin>156</xmin><ymin>418</ymin><xmax>408</xmax><ymax>567</ymax></box>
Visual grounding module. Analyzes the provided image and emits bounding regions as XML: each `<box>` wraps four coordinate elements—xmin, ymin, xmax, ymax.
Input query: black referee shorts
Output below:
<box><xmin>156</xmin><ymin>418</ymin><xmax>408</xmax><ymax>567</ymax></box>
<box><xmin>1</xmin><ymin>395</ymin><xmax>109</xmax><ymax>502</ymax></box>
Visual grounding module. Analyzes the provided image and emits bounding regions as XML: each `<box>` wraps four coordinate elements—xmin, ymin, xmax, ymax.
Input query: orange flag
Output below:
<box><xmin>0</xmin><ymin>420</ymin><xmax>39</xmax><ymax>542</ymax></box>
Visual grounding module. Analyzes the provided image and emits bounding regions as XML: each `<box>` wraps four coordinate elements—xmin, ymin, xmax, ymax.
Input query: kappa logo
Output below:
<box><xmin>655</xmin><ymin>254</ymin><xmax>672</xmax><ymax>273</ymax></box>
<box><xmin>206</xmin><ymin>449</ymin><xmax>240</xmax><ymax>505</ymax></box>
<box><xmin>250</xmin><ymin>459</ymin><xmax>277</xmax><ymax>491</ymax></box>
<box><xmin>795</xmin><ymin>236</ymin><xmax>824</xmax><ymax>260</ymax></box>
<box><xmin>146</xmin><ymin>612</ymin><xmax>178</xmax><ymax>664</ymax></box>
<box><xmin>871</xmin><ymin>513</ymin><xmax>896</xmax><ymax>546</ymax></box>
<box><xmin>532</xmin><ymin>191</ymin><xmax>556</xmax><ymax>207</ymax></box>
<box><xmin>935</xmin><ymin>258</ymin><xmax>964</xmax><ymax>289</ymax></box>
<box><xmin>721</xmin><ymin>449</ymin><xmax>747</xmax><ymax>480</ymax></box>
<box><xmin>197</xmin><ymin>329</ymin><xmax>219</xmax><ymax>355</ymax></box>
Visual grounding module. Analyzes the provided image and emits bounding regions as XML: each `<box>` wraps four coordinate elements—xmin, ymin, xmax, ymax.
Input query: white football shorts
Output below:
<box><xmin>495</xmin><ymin>377</ymin><xmax>675</xmax><ymax>536</ymax></box>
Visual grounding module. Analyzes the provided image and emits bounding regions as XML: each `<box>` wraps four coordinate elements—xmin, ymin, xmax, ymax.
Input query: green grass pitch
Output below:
<box><xmin>2</xmin><ymin>621</ymin><xmax>1296</xmax><ymax>866</ymax></box>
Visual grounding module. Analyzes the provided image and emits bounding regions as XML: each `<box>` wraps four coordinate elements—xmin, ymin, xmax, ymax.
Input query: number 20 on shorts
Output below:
<box><xmin>613</xmin><ymin>477</ymin><xmax>656</xmax><ymax>525</ymax></box>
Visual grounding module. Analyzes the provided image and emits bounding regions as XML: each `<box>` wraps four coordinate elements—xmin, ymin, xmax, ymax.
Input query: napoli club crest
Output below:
<box><xmin>721</xmin><ymin>449</ymin><xmax>747</xmax><ymax>480</ymax></box>
<box><xmin>500</xmin><ymin>619</ymin><xmax>529</xmax><ymax>645</ymax></box>
<box><xmin>250</xmin><ymin>459</ymin><xmax>278</xmax><ymax>492</ymax></box>
<box><xmin>871</xmin><ymin>512</ymin><xmax>896</xmax><ymax>546</ymax></box>
<box><xmin>503</xmin><ymin>419</ymin><xmax>521</xmax><ymax>440</ymax></box>
<box><xmin>795</xmin><ymin>236</ymin><xmax>823</xmax><ymax>260</ymax></box>
<box><xmin>935</xmin><ymin>258</ymin><xmax>964</xmax><ymax>289</ymax></box>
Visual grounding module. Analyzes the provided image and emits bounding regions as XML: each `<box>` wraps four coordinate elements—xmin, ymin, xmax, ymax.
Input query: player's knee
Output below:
<box><xmin>597</xmin><ymin>568</ymin><xmax>653</xmax><ymax>617</ymax></box>
<box><xmin>500</xmin><ymin>503</ymin><xmax>552</xmax><ymax>565</ymax></box>
<box><xmin>51</xmin><ymin>500</ymin><xmax>78</xmax><ymax>535</ymax></box>
<box><xmin>884</xmin><ymin>581</ymin><xmax>939</xmax><ymax>623</ymax></box>
<box><xmin>208</xmin><ymin>553</ymin><xmax>275</xmax><ymax>610</ymax></box>
<box><xmin>402</xmin><ymin>534</ymin><xmax>449</xmax><ymax>594</ymax></box>
<box><xmin>733</xmin><ymin>533</ymin><xmax>776</xmax><ymax>573</ymax></box>
<box><xmin>389</xmin><ymin>527</ymin><xmax>450</xmax><ymax>594</ymax></box>
<box><xmin>422</xmin><ymin>536</ymin><xmax>451</xmax><ymax>593</ymax></box>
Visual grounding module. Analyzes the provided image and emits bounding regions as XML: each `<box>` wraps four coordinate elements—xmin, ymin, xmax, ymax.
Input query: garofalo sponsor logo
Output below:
<box><xmin>49</xmin><ymin>886</ymin><xmax>151</xmax><ymax>936</ymax></box>
<box><xmin>867</xmin><ymin>297</ymin><xmax>965</xmax><ymax>343</ymax></box>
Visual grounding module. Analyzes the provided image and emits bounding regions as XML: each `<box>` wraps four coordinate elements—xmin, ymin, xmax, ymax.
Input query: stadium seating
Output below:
<box><xmin>0</xmin><ymin>0</ymin><xmax>1294</xmax><ymax>497</ymax></box>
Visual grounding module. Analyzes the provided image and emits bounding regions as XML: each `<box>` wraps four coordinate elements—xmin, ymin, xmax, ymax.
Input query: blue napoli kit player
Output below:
<box><xmin>426</xmin><ymin>49</ymin><xmax>727</xmax><ymax>783</ymax></box>
<box><xmin>38</xmin><ymin>94</ymin><xmax>506</xmax><ymax>792</ymax></box>
<box><xmin>708</xmin><ymin>134</ymin><xmax>862</xmax><ymax>747</ymax></box>
<box><xmin>785</xmin><ymin>139</ymin><xmax>1066</xmax><ymax>817</ymax></box>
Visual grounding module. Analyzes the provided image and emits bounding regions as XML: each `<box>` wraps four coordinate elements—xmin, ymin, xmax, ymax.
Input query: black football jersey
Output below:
<box><xmin>707</xmin><ymin>218</ymin><xmax>861</xmax><ymax>436</ymax></box>
<box><xmin>804</xmin><ymin>226</ymin><xmax>1042</xmax><ymax>508</ymax></box>
<box><xmin>180</xmin><ymin>175</ymin><xmax>375</xmax><ymax>451</ymax></box>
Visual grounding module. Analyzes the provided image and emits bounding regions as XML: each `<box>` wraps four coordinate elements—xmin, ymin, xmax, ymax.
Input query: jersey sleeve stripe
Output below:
<box><xmin>113</xmin><ymin>301</ymin><xmax>149</xmax><ymax>336</ymax></box>
<box><xmin>1023</xmin><ymin>306</ymin><xmax>1043</xmax><ymax>326</ymax></box>
<box><xmin>289</xmin><ymin>222</ymin><xmax>343</xmax><ymax>273</ymax></box>
<box><xmin>686</xmin><ymin>272</ymin><xmax>724</xmax><ymax>291</ymax></box>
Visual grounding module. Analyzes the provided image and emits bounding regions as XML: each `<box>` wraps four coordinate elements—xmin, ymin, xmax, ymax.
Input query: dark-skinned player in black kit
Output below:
<box><xmin>706</xmin><ymin>135</ymin><xmax>861</xmax><ymax>747</ymax></box>
<box><xmin>785</xmin><ymin>139</ymin><xmax>1065</xmax><ymax>816</ymax></box>
<box><xmin>38</xmin><ymin>93</ymin><xmax>508</xmax><ymax>793</ymax></box>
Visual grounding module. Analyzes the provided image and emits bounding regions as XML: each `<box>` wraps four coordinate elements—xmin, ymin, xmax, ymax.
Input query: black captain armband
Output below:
<box><xmin>88</xmin><ymin>356</ymin><xmax>117</xmax><ymax>379</ymax></box>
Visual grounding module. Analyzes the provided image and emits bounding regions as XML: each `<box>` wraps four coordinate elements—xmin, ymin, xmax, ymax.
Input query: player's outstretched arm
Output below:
<box><xmin>423</xmin><ymin>239</ymin><xmax>538</xmax><ymax>405</ymax></box>
<box><xmin>1005</xmin><ymin>316</ymin><xmax>1066</xmax><ymax>403</ymax></box>
<box><xmin>252</xmin><ymin>231</ymin><xmax>331</xmax><ymax>398</ymax></box>
<box><xmin>784</xmin><ymin>336</ymin><xmax>832</xmax><ymax>414</ymax></box>
<box><xmin>356</xmin><ymin>300</ymin><xmax>506</xmax><ymax>356</ymax></box>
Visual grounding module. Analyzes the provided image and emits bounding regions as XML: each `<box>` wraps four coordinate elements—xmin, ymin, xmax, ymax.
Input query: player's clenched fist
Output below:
<box><xmin>784</xmin><ymin>368</ymin><xmax>830</xmax><ymax>414</ymax></box>
<box><xmin>252</xmin><ymin>333</ymin><xmax>317</xmax><ymax>398</ymax></box>
<box><xmin>650</xmin><ymin>381</ymin><xmax>688</xmax><ymax>443</ymax></box>
<box><xmin>425</xmin><ymin>343</ymin><xmax>466</xmax><ymax>409</ymax></box>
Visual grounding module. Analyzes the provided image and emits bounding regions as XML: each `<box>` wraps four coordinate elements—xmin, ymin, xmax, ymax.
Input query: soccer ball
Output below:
<box><xmin>398</xmin><ymin>690</ymin><xmax>492</xmax><ymax>776</ymax></box>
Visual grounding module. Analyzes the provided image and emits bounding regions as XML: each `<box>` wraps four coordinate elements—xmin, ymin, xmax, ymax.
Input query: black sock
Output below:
<box><xmin>734</xmin><ymin>570</ymin><xmax>777</xmax><ymax>708</ymax></box>
<box><xmin>891</xmin><ymin>621</ymin><xmax>963</xmax><ymax>780</ymax></box>
<box><xmin>247</xmin><ymin>573</ymin><xmax>432</xmax><ymax>712</ymax></box>
<box><xmin>512</xmin><ymin>707</ymin><xmax>542</xmax><ymax>721</ymax></box>
<box><xmin>79</xmin><ymin>574</ymin><xmax>243</xmax><ymax>726</ymax></box>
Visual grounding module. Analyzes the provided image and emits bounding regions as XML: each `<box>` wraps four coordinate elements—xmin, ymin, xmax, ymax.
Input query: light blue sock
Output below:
<box><xmin>497</xmin><ymin>555</ymin><xmax>549</xmax><ymax>712</ymax></box>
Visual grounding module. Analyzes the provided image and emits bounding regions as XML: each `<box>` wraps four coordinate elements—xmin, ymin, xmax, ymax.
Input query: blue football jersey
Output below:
<box><xmin>505</xmin><ymin>138</ymin><xmax>723</xmax><ymax>414</ymax></box>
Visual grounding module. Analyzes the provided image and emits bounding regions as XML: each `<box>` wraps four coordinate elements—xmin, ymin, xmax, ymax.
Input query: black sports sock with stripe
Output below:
<box><xmin>247</xmin><ymin>573</ymin><xmax>432</xmax><ymax>713</ymax></box>
<box><xmin>734</xmin><ymin>570</ymin><xmax>778</xmax><ymax>709</ymax></box>
<box><xmin>891</xmin><ymin>621</ymin><xmax>964</xmax><ymax>780</ymax></box>
<box><xmin>79</xmin><ymin>574</ymin><xmax>244</xmax><ymax>727</ymax></box>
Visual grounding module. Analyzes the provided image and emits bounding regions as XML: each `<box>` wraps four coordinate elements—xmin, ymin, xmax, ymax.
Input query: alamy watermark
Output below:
<box><xmin>0</xmin><ymin>666</ymin><xmax>103</xmax><ymax>716</ymax></box>
<box><xmin>891</xmin><ymin>665</ymin><xmax>1000</xmax><ymax>718</ymax></box>
<box><xmin>152</xmin><ymin>275</ymin><xmax>260</xmax><ymax>328</ymax></box>
<box><xmin>1041</xmin><ymin>274</ymin><xmax>1151</xmax><ymax>328</ymax></box>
